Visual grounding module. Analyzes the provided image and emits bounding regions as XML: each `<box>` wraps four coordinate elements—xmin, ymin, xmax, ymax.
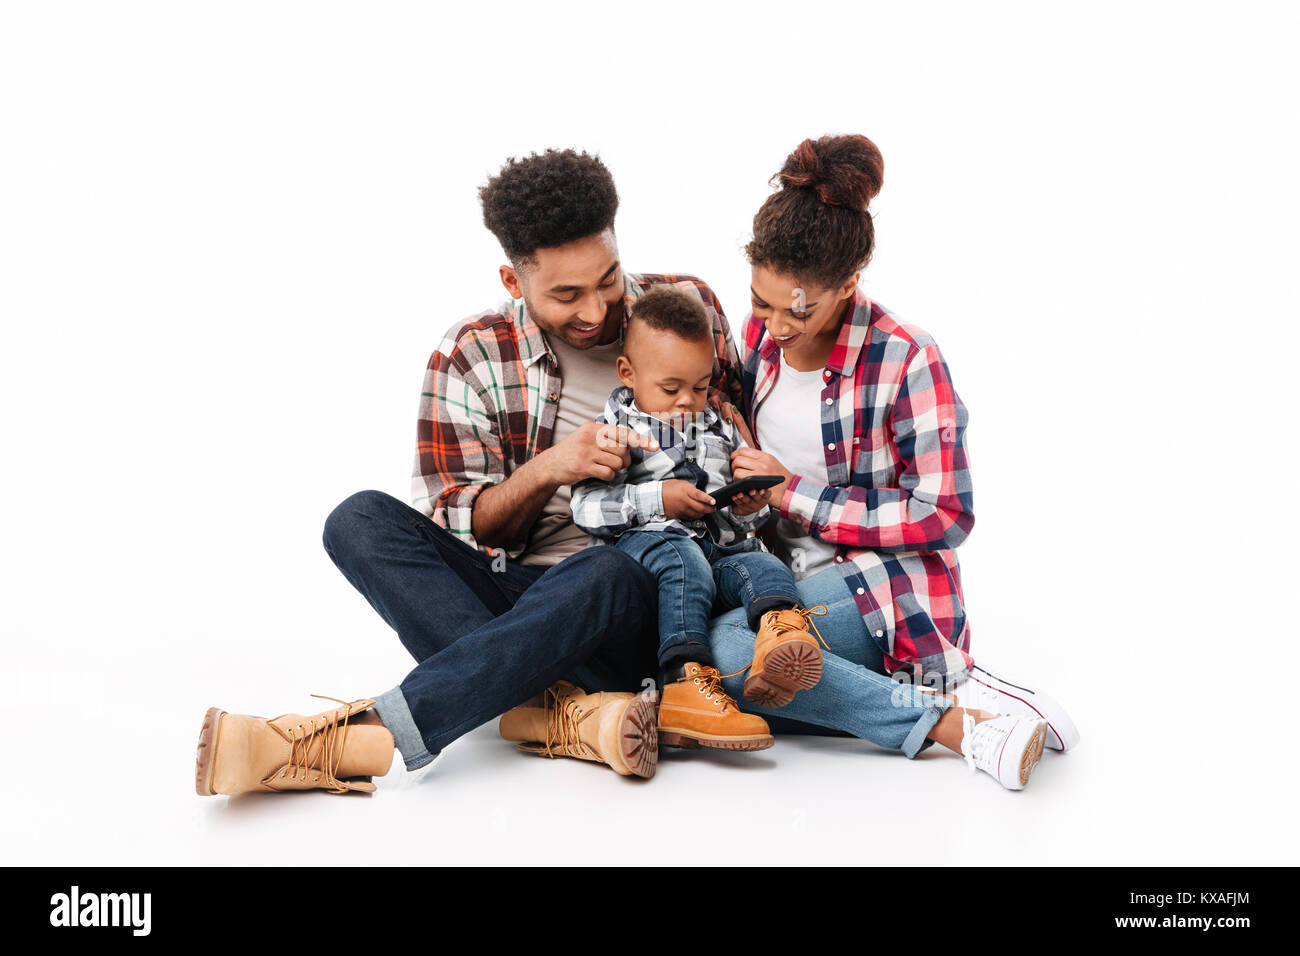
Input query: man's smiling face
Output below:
<box><xmin>500</xmin><ymin>229</ymin><xmax>624</xmax><ymax>348</ymax></box>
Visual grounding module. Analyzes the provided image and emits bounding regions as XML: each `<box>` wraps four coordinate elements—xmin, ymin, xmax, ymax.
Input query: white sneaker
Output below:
<box><xmin>960</xmin><ymin>663</ymin><xmax>1080</xmax><ymax>752</ymax></box>
<box><xmin>961</xmin><ymin>714</ymin><xmax>1048</xmax><ymax>790</ymax></box>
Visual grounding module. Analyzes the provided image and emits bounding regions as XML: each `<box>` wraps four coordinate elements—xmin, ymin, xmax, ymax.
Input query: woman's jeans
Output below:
<box><xmin>708</xmin><ymin>565</ymin><xmax>951</xmax><ymax>758</ymax></box>
<box><xmin>613</xmin><ymin>529</ymin><xmax>801</xmax><ymax>671</ymax></box>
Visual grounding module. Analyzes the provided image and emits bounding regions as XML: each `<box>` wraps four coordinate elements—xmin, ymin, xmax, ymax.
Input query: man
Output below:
<box><xmin>195</xmin><ymin>148</ymin><xmax>760</xmax><ymax>795</ymax></box>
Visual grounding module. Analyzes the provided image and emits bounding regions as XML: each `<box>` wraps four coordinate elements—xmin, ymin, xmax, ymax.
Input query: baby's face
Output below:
<box><xmin>617</xmin><ymin>327</ymin><xmax>716</xmax><ymax>421</ymax></box>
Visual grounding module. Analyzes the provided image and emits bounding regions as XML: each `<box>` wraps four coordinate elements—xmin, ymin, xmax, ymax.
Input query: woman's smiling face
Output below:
<box><xmin>749</xmin><ymin>265</ymin><xmax>858</xmax><ymax>356</ymax></box>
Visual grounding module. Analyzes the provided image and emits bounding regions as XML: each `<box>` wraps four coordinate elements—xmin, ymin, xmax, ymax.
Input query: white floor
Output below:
<box><xmin>4</xmin><ymin>579</ymin><xmax>1292</xmax><ymax>867</ymax></box>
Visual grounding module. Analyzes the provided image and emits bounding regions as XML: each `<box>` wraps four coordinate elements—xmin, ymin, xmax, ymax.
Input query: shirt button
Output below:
<box><xmin>824</xmin><ymin>398</ymin><xmax>833</xmax><ymax>405</ymax></box>
<box><xmin>834</xmin><ymin>555</ymin><xmax>843</xmax><ymax>562</ymax></box>
<box><xmin>548</xmin><ymin>392</ymin><xmax>558</xmax><ymax>401</ymax></box>
<box><xmin>856</xmin><ymin>587</ymin><xmax>865</xmax><ymax>595</ymax></box>
<box><xmin>875</xmin><ymin>629</ymin><xmax>884</xmax><ymax>638</ymax></box>
<box><xmin>827</xmin><ymin>442</ymin><xmax>835</xmax><ymax>450</ymax></box>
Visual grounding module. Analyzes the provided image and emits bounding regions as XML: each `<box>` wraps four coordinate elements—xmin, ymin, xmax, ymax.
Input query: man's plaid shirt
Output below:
<box><xmin>411</xmin><ymin>272</ymin><xmax>745</xmax><ymax>563</ymax></box>
<box><xmin>742</xmin><ymin>287</ymin><xmax>977</xmax><ymax>688</ymax></box>
<box><xmin>569</xmin><ymin>384</ymin><xmax>769</xmax><ymax>548</ymax></box>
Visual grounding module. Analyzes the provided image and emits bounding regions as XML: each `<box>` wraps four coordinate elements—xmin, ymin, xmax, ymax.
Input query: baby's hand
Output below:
<box><xmin>662</xmin><ymin>479</ymin><xmax>716</xmax><ymax>520</ymax></box>
<box><xmin>728</xmin><ymin>487</ymin><xmax>771</xmax><ymax>516</ymax></box>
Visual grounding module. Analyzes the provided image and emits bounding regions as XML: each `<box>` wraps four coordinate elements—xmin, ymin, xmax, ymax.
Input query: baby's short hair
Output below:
<box><xmin>627</xmin><ymin>287</ymin><xmax>712</xmax><ymax>345</ymax></box>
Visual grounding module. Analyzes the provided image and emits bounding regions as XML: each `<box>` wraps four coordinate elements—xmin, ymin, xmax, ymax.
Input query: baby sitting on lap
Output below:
<box><xmin>570</xmin><ymin>286</ymin><xmax>828</xmax><ymax>752</ymax></box>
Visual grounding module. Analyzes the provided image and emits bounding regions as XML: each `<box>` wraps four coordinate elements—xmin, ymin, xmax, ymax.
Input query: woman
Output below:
<box><xmin>705</xmin><ymin>134</ymin><xmax>1079</xmax><ymax>790</ymax></box>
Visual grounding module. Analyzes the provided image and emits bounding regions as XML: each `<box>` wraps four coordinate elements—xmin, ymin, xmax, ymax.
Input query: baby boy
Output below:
<box><xmin>570</xmin><ymin>286</ymin><xmax>828</xmax><ymax>752</ymax></box>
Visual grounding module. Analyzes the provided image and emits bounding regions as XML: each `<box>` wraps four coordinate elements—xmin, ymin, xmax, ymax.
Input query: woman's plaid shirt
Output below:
<box><xmin>411</xmin><ymin>272</ymin><xmax>745</xmax><ymax>563</ymax></box>
<box><xmin>741</xmin><ymin>287</ymin><xmax>977</xmax><ymax>688</ymax></box>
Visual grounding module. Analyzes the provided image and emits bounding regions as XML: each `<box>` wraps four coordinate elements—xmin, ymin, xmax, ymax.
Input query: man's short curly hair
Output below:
<box><xmin>479</xmin><ymin>149</ymin><xmax>619</xmax><ymax>266</ymax></box>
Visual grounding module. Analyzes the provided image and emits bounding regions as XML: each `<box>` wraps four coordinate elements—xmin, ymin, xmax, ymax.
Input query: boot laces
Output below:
<box><xmin>680</xmin><ymin>665</ymin><xmax>742</xmax><ymax>711</ymax></box>
<box><xmin>768</xmin><ymin>604</ymin><xmax>831</xmax><ymax>649</ymax></box>
<box><xmin>542</xmin><ymin>686</ymin><xmax>600</xmax><ymax>761</ymax></box>
<box><xmin>284</xmin><ymin>693</ymin><xmax>355</xmax><ymax>794</ymax></box>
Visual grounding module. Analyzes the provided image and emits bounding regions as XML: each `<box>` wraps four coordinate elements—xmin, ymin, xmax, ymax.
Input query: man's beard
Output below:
<box><xmin>526</xmin><ymin>295</ymin><xmax>622</xmax><ymax>348</ymax></box>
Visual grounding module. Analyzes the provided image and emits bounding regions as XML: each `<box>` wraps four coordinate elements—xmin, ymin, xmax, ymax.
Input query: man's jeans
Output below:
<box><xmin>612</xmin><ymin>528</ymin><xmax>801</xmax><ymax>671</ymax></box>
<box><xmin>708</xmin><ymin>566</ymin><xmax>950</xmax><ymax>758</ymax></box>
<box><xmin>323</xmin><ymin>490</ymin><xmax>659</xmax><ymax>770</ymax></box>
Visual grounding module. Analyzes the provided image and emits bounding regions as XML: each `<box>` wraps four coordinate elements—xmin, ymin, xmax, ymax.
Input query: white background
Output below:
<box><xmin>2</xmin><ymin>1</ymin><xmax>1297</xmax><ymax>865</ymax></box>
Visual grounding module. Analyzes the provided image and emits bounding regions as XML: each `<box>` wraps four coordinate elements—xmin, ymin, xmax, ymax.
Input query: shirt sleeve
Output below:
<box><xmin>570</xmin><ymin>476</ymin><xmax>666</xmax><ymax>539</ymax></box>
<box><xmin>779</xmin><ymin>342</ymin><xmax>975</xmax><ymax>551</ymax></box>
<box><xmin>410</xmin><ymin>331</ymin><xmax>506</xmax><ymax>553</ymax></box>
<box><xmin>716</xmin><ymin>499</ymin><xmax>771</xmax><ymax>537</ymax></box>
<box><xmin>705</xmin><ymin>286</ymin><xmax>745</xmax><ymax>412</ymax></box>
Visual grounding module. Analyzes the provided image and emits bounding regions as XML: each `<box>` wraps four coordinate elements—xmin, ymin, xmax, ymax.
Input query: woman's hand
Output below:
<box><xmin>728</xmin><ymin>486</ymin><xmax>771</xmax><ymax>516</ymax></box>
<box><xmin>730</xmin><ymin>447</ymin><xmax>793</xmax><ymax>511</ymax></box>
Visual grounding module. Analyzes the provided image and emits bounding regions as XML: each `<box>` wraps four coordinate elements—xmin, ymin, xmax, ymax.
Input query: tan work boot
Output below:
<box><xmin>744</xmin><ymin>605</ymin><xmax>830</xmax><ymax>708</ymax></box>
<box><xmin>498</xmin><ymin>681</ymin><xmax>659</xmax><ymax>778</ymax></box>
<box><xmin>658</xmin><ymin>663</ymin><xmax>774</xmax><ymax>751</ymax></box>
<box><xmin>195</xmin><ymin>695</ymin><xmax>395</xmax><ymax>796</ymax></box>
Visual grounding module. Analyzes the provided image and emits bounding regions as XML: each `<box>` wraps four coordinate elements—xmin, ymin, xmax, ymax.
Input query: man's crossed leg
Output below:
<box><xmin>195</xmin><ymin>490</ymin><xmax>661</xmax><ymax>796</ymax></box>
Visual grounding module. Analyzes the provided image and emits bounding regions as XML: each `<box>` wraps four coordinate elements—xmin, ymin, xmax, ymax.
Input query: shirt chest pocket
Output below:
<box><xmin>854</xmin><ymin>427</ymin><xmax>899</xmax><ymax>487</ymax></box>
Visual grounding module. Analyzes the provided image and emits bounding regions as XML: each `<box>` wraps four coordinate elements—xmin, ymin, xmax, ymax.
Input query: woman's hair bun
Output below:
<box><xmin>776</xmin><ymin>134</ymin><xmax>883</xmax><ymax>212</ymax></box>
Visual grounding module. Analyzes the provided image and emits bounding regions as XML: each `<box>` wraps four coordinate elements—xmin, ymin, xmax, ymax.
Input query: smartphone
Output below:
<box><xmin>708</xmin><ymin>474</ymin><xmax>783</xmax><ymax>509</ymax></box>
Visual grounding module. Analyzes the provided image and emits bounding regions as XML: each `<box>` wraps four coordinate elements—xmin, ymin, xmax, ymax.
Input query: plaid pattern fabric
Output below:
<box><xmin>741</xmin><ymin>287</ymin><xmax>976</xmax><ymax>688</ymax></box>
<box><xmin>411</xmin><ymin>272</ymin><xmax>745</xmax><ymax>561</ymax></box>
<box><xmin>569</xmin><ymin>384</ymin><xmax>768</xmax><ymax>547</ymax></box>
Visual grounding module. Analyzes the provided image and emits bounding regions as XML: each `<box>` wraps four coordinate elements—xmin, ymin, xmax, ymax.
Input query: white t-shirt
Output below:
<box><xmin>754</xmin><ymin>357</ymin><xmax>839</xmax><ymax>581</ymax></box>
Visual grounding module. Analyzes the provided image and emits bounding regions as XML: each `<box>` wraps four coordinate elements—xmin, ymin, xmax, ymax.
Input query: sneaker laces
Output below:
<box><xmin>961</xmin><ymin>712</ymin><xmax>1009</xmax><ymax>776</ymax></box>
<box><xmin>961</xmin><ymin>711</ymin><xmax>979</xmax><ymax>774</ymax></box>
<box><xmin>284</xmin><ymin>693</ymin><xmax>355</xmax><ymax>794</ymax></box>
<box><xmin>542</xmin><ymin>685</ymin><xmax>599</xmax><ymax>761</ymax></box>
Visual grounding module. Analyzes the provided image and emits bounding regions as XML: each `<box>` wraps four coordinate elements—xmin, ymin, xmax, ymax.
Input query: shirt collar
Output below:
<box><xmin>758</xmin><ymin>285</ymin><xmax>873</xmax><ymax>377</ymax></box>
<box><xmin>606</xmin><ymin>383</ymin><xmax>721</xmax><ymax>437</ymax></box>
<box><xmin>514</xmin><ymin>270</ymin><xmax>645</xmax><ymax>368</ymax></box>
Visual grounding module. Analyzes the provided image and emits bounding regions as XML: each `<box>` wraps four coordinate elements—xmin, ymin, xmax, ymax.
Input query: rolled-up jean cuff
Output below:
<box><xmin>746</xmin><ymin>594</ymin><xmax>799</xmax><ymax>631</ymax></box>
<box><xmin>900</xmin><ymin>696</ymin><xmax>952</xmax><ymax>759</ymax></box>
<box><xmin>373</xmin><ymin>686</ymin><xmax>437</xmax><ymax>771</ymax></box>
<box><xmin>659</xmin><ymin>633</ymin><xmax>713</xmax><ymax>666</ymax></box>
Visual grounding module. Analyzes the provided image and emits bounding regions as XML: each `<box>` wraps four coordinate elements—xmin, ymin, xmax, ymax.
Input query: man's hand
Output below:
<box><xmin>539</xmin><ymin>422</ymin><xmax>660</xmax><ymax>485</ymax></box>
<box><xmin>731</xmin><ymin>448</ymin><xmax>793</xmax><ymax>510</ymax></box>
<box><xmin>662</xmin><ymin>479</ymin><xmax>716</xmax><ymax>520</ymax></box>
<box><xmin>471</xmin><ymin>423</ymin><xmax>659</xmax><ymax>550</ymax></box>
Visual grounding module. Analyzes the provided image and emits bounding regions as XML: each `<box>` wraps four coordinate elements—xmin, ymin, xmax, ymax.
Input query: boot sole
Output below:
<box><xmin>513</xmin><ymin>693</ymin><xmax>660</xmax><ymax>779</ymax></box>
<box><xmin>617</xmin><ymin>691</ymin><xmax>660</xmax><ymax>779</ymax></box>
<box><xmin>744</xmin><ymin>639</ymin><xmax>823</xmax><ymax>708</ymax></box>
<box><xmin>195</xmin><ymin>707</ymin><xmax>226</xmax><ymax>796</ymax></box>
<box><xmin>659</xmin><ymin>729</ymin><xmax>774</xmax><ymax>752</ymax></box>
